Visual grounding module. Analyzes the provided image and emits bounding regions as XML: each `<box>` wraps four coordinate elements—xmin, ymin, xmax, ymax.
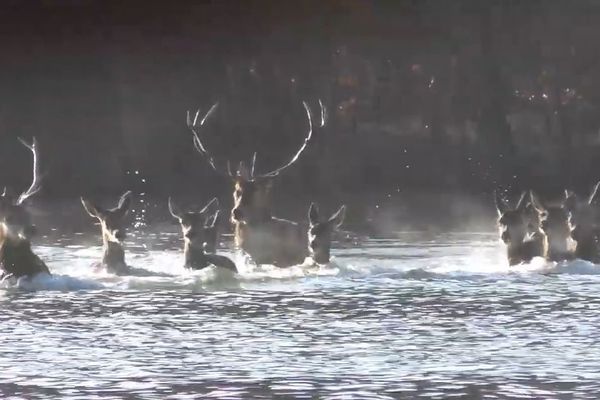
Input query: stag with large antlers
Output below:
<box><xmin>187</xmin><ymin>100</ymin><xmax>328</xmax><ymax>267</ymax></box>
<box><xmin>0</xmin><ymin>137</ymin><xmax>50</xmax><ymax>281</ymax></box>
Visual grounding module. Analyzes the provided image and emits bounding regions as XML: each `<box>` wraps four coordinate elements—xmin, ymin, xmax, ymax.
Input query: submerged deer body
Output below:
<box><xmin>495</xmin><ymin>191</ymin><xmax>544</xmax><ymax>266</ymax></box>
<box><xmin>0</xmin><ymin>137</ymin><xmax>50</xmax><ymax>281</ymax></box>
<box><xmin>530</xmin><ymin>191</ymin><xmax>573</xmax><ymax>262</ymax></box>
<box><xmin>80</xmin><ymin>191</ymin><xmax>133</xmax><ymax>274</ymax></box>
<box><xmin>187</xmin><ymin>100</ymin><xmax>327</xmax><ymax>267</ymax></box>
<box><xmin>168</xmin><ymin>197</ymin><xmax>237</xmax><ymax>273</ymax></box>
<box><xmin>565</xmin><ymin>181</ymin><xmax>600</xmax><ymax>263</ymax></box>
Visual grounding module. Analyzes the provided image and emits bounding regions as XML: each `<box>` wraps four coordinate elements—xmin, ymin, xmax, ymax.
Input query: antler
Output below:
<box><xmin>16</xmin><ymin>137</ymin><xmax>42</xmax><ymax>205</ymax></box>
<box><xmin>187</xmin><ymin>103</ymin><xmax>233</xmax><ymax>178</ymax></box>
<box><xmin>188</xmin><ymin>99</ymin><xmax>325</xmax><ymax>181</ymax></box>
<box><xmin>256</xmin><ymin>100</ymin><xmax>322</xmax><ymax>178</ymax></box>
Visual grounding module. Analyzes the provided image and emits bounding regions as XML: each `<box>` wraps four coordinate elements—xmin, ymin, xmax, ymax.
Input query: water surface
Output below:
<box><xmin>2</xmin><ymin>232</ymin><xmax>600</xmax><ymax>399</ymax></box>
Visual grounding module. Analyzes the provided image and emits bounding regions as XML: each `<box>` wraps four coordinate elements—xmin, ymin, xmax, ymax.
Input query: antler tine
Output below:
<box><xmin>318</xmin><ymin>99</ymin><xmax>327</xmax><ymax>128</ymax></box>
<box><xmin>187</xmin><ymin>103</ymin><xmax>233</xmax><ymax>178</ymax></box>
<box><xmin>16</xmin><ymin>137</ymin><xmax>42</xmax><ymax>205</ymax></box>
<box><xmin>258</xmin><ymin>100</ymin><xmax>314</xmax><ymax>178</ymax></box>
<box><xmin>251</xmin><ymin>152</ymin><xmax>257</xmax><ymax>178</ymax></box>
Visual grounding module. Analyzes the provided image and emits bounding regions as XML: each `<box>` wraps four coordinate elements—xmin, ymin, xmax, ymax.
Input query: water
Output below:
<box><xmin>2</xmin><ymin>232</ymin><xmax>600</xmax><ymax>399</ymax></box>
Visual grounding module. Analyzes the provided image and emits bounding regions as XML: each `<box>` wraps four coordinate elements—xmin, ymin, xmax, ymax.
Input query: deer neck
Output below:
<box><xmin>183</xmin><ymin>240</ymin><xmax>209</xmax><ymax>269</ymax></box>
<box><xmin>102</xmin><ymin>233</ymin><xmax>126</xmax><ymax>269</ymax></box>
<box><xmin>543</xmin><ymin>234</ymin><xmax>570</xmax><ymax>261</ymax></box>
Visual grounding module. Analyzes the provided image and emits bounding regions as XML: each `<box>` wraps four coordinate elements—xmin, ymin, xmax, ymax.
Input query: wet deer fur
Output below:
<box><xmin>80</xmin><ymin>191</ymin><xmax>133</xmax><ymax>274</ymax></box>
<box><xmin>0</xmin><ymin>137</ymin><xmax>49</xmax><ymax>280</ymax></box>
<box><xmin>495</xmin><ymin>191</ymin><xmax>544</xmax><ymax>266</ymax></box>
<box><xmin>168</xmin><ymin>196</ymin><xmax>238</xmax><ymax>272</ymax></box>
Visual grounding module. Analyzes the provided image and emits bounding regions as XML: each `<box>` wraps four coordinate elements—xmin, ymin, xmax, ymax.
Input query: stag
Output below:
<box><xmin>80</xmin><ymin>191</ymin><xmax>134</xmax><ymax>274</ymax></box>
<box><xmin>564</xmin><ymin>181</ymin><xmax>600</xmax><ymax>263</ymax></box>
<box><xmin>530</xmin><ymin>191</ymin><xmax>573</xmax><ymax>262</ymax></box>
<box><xmin>494</xmin><ymin>191</ymin><xmax>544</xmax><ymax>266</ymax></box>
<box><xmin>0</xmin><ymin>137</ymin><xmax>50</xmax><ymax>281</ymax></box>
<box><xmin>186</xmin><ymin>100</ymin><xmax>327</xmax><ymax>267</ymax></box>
<box><xmin>168</xmin><ymin>196</ymin><xmax>238</xmax><ymax>272</ymax></box>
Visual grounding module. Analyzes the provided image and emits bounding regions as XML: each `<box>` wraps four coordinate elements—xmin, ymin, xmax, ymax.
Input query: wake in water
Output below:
<box><xmin>3</xmin><ymin>236</ymin><xmax>600</xmax><ymax>292</ymax></box>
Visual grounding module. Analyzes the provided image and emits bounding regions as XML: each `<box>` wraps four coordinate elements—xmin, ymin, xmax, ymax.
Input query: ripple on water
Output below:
<box><xmin>2</xmin><ymin>234</ymin><xmax>600</xmax><ymax>398</ymax></box>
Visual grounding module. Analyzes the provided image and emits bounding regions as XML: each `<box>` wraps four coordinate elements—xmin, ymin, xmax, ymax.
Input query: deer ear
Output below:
<box><xmin>168</xmin><ymin>197</ymin><xmax>183</xmax><ymax>220</ymax></box>
<box><xmin>308</xmin><ymin>203</ymin><xmax>319</xmax><ymax>225</ymax></box>
<box><xmin>81</xmin><ymin>197</ymin><xmax>104</xmax><ymax>219</ymax></box>
<box><xmin>529</xmin><ymin>191</ymin><xmax>546</xmax><ymax>213</ymax></box>
<box><xmin>515</xmin><ymin>191</ymin><xmax>528</xmax><ymax>211</ymax></box>
<box><xmin>199</xmin><ymin>197</ymin><xmax>219</xmax><ymax>215</ymax></box>
<box><xmin>494</xmin><ymin>190</ymin><xmax>508</xmax><ymax>217</ymax></box>
<box><xmin>329</xmin><ymin>205</ymin><xmax>346</xmax><ymax>228</ymax></box>
<box><xmin>115</xmin><ymin>190</ymin><xmax>133</xmax><ymax>217</ymax></box>
<box><xmin>589</xmin><ymin>181</ymin><xmax>600</xmax><ymax>206</ymax></box>
<box><xmin>205</xmin><ymin>210</ymin><xmax>220</xmax><ymax>228</ymax></box>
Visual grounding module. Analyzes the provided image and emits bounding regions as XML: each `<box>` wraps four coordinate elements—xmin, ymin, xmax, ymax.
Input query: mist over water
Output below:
<box><xmin>3</xmin><ymin>228</ymin><xmax>600</xmax><ymax>398</ymax></box>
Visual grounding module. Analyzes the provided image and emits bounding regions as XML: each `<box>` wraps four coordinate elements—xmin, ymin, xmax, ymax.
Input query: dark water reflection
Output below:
<box><xmin>1</xmin><ymin>233</ymin><xmax>600</xmax><ymax>398</ymax></box>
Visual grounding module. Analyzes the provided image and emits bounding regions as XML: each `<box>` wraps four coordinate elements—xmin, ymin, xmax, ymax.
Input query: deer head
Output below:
<box><xmin>530</xmin><ymin>190</ymin><xmax>571</xmax><ymax>258</ymax></box>
<box><xmin>168</xmin><ymin>197</ymin><xmax>220</xmax><ymax>253</ymax></box>
<box><xmin>494</xmin><ymin>191</ymin><xmax>530</xmax><ymax>245</ymax></box>
<box><xmin>81</xmin><ymin>191</ymin><xmax>133</xmax><ymax>244</ymax></box>
<box><xmin>307</xmin><ymin>203</ymin><xmax>346</xmax><ymax>264</ymax></box>
<box><xmin>0</xmin><ymin>137</ymin><xmax>43</xmax><ymax>242</ymax></box>
<box><xmin>187</xmin><ymin>100</ymin><xmax>325</xmax><ymax>225</ymax></box>
<box><xmin>565</xmin><ymin>181</ymin><xmax>600</xmax><ymax>247</ymax></box>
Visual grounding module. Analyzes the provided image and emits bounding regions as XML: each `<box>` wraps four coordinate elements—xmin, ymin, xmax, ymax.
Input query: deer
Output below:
<box><xmin>307</xmin><ymin>203</ymin><xmax>346</xmax><ymax>264</ymax></box>
<box><xmin>529</xmin><ymin>191</ymin><xmax>573</xmax><ymax>262</ymax></box>
<box><xmin>168</xmin><ymin>196</ymin><xmax>238</xmax><ymax>272</ymax></box>
<box><xmin>564</xmin><ymin>181</ymin><xmax>600</xmax><ymax>263</ymax></box>
<box><xmin>0</xmin><ymin>137</ymin><xmax>50</xmax><ymax>282</ymax></box>
<box><xmin>494</xmin><ymin>191</ymin><xmax>544</xmax><ymax>266</ymax></box>
<box><xmin>80</xmin><ymin>191</ymin><xmax>135</xmax><ymax>275</ymax></box>
<box><xmin>186</xmin><ymin>100</ymin><xmax>332</xmax><ymax>267</ymax></box>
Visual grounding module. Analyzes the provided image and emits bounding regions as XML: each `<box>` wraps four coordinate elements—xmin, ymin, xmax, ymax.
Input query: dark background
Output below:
<box><xmin>2</xmin><ymin>0</ymin><xmax>600</xmax><ymax>232</ymax></box>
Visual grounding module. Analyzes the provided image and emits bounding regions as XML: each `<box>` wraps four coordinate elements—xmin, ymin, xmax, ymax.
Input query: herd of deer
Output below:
<box><xmin>495</xmin><ymin>183</ymin><xmax>600</xmax><ymax>265</ymax></box>
<box><xmin>1</xmin><ymin>98</ymin><xmax>599</xmax><ymax>283</ymax></box>
<box><xmin>0</xmin><ymin>100</ymin><xmax>347</xmax><ymax>282</ymax></box>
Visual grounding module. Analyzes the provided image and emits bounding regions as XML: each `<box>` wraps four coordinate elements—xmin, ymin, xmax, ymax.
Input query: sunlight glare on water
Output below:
<box><xmin>2</xmin><ymin>232</ymin><xmax>600</xmax><ymax>398</ymax></box>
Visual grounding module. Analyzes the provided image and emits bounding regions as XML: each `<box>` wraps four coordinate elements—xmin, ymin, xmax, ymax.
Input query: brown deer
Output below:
<box><xmin>565</xmin><ymin>181</ymin><xmax>600</xmax><ymax>263</ymax></box>
<box><xmin>494</xmin><ymin>191</ymin><xmax>544</xmax><ymax>265</ymax></box>
<box><xmin>168</xmin><ymin>196</ymin><xmax>238</xmax><ymax>272</ymax></box>
<box><xmin>530</xmin><ymin>191</ymin><xmax>573</xmax><ymax>262</ymax></box>
<box><xmin>187</xmin><ymin>100</ymin><xmax>327</xmax><ymax>267</ymax></box>
<box><xmin>0</xmin><ymin>137</ymin><xmax>50</xmax><ymax>281</ymax></box>
<box><xmin>308</xmin><ymin>203</ymin><xmax>346</xmax><ymax>264</ymax></box>
<box><xmin>80</xmin><ymin>191</ymin><xmax>134</xmax><ymax>274</ymax></box>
